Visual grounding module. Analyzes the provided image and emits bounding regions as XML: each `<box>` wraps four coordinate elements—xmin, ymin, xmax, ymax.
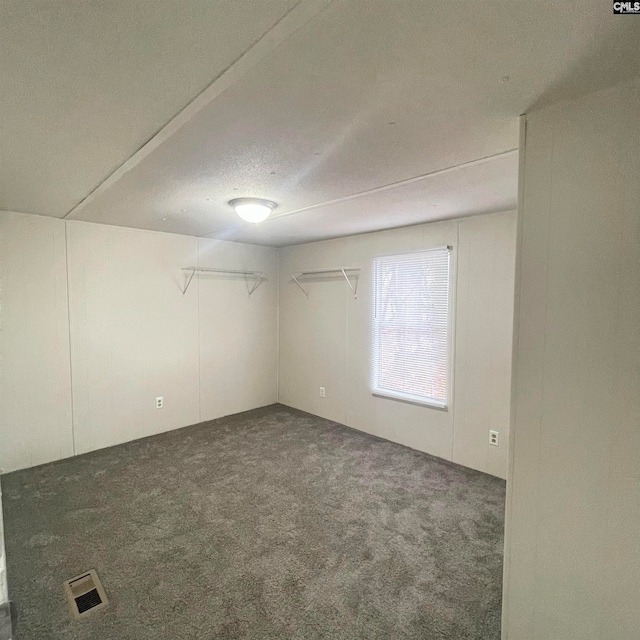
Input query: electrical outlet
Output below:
<box><xmin>319</xmin><ymin>387</ymin><xmax>326</xmax><ymax>398</ymax></box>
<box><xmin>156</xmin><ymin>396</ymin><xmax>164</xmax><ymax>409</ymax></box>
<box><xmin>489</xmin><ymin>430</ymin><xmax>499</xmax><ymax>447</ymax></box>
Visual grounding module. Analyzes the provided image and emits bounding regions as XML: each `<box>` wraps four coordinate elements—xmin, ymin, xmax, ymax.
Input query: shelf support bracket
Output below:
<box><xmin>291</xmin><ymin>274</ymin><xmax>309</xmax><ymax>298</ymax></box>
<box><xmin>341</xmin><ymin>268</ymin><xmax>358</xmax><ymax>299</ymax></box>
<box><xmin>246</xmin><ymin>276</ymin><xmax>264</xmax><ymax>297</ymax></box>
<box><xmin>182</xmin><ymin>267</ymin><xmax>197</xmax><ymax>295</ymax></box>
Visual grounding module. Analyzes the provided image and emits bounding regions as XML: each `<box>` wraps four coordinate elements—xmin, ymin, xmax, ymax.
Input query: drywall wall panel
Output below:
<box><xmin>278</xmin><ymin>239</ymin><xmax>349</xmax><ymax>424</ymax></box>
<box><xmin>0</xmin><ymin>212</ymin><xmax>73</xmax><ymax>472</ymax></box>
<box><xmin>453</xmin><ymin>212</ymin><xmax>516</xmax><ymax>479</ymax></box>
<box><xmin>279</xmin><ymin>214</ymin><xmax>515</xmax><ymax>470</ymax></box>
<box><xmin>2</xmin><ymin>217</ymin><xmax>278</xmax><ymax>471</ymax></box>
<box><xmin>503</xmin><ymin>79</ymin><xmax>640</xmax><ymax>639</ymax></box>
<box><xmin>197</xmin><ymin>238</ymin><xmax>278</xmax><ymax>421</ymax></box>
<box><xmin>67</xmin><ymin>222</ymin><xmax>200</xmax><ymax>454</ymax></box>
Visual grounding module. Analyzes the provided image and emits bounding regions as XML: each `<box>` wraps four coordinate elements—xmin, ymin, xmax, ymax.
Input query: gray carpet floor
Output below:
<box><xmin>2</xmin><ymin>404</ymin><xmax>505</xmax><ymax>640</ymax></box>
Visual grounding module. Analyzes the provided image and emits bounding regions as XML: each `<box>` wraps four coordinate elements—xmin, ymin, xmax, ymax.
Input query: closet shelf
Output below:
<box><xmin>291</xmin><ymin>267</ymin><xmax>361</xmax><ymax>299</ymax></box>
<box><xmin>181</xmin><ymin>267</ymin><xmax>267</xmax><ymax>296</ymax></box>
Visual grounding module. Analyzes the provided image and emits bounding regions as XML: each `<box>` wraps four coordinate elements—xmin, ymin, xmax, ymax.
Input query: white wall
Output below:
<box><xmin>67</xmin><ymin>222</ymin><xmax>201</xmax><ymax>454</ymax></box>
<box><xmin>503</xmin><ymin>80</ymin><xmax>640</xmax><ymax>639</ymax></box>
<box><xmin>198</xmin><ymin>238</ymin><xmax>278</xmax><ymax>421</ymax></box>
<box><xmin>454</xmin><ymin>213</ymin><xmax>516</xmax><ymax>479</ymax></box>
<box><xmin>278</xmin><ymin>211</ymin><xmax>516</xmax><ymax>478</ymax></box>
<box><xmin>2</xmin><ymin>208</ymin><xmax>514</xmax><ymax>482</ymax></box>
<box><xmin>0</xmin><ymin>215</ymin><xmax>278</xmax><ymax>472</ymax></box>
<box><xmin>0</xmin><ymin>213</ymin><xmax>74</xmax><ymax>471</ymax></box>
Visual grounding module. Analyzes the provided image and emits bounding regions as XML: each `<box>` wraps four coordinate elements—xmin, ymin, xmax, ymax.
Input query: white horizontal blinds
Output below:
<box><xmin>372</xmin><ymin>248</ymin><xmax>451</xmax><ymax>407</ymax></box>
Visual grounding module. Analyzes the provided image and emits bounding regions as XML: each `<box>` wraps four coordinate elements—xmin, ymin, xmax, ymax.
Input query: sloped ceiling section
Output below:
<box><xmin>0</xmin><ymin>0</ymin><xmax>301</xmax><ymax>216</ymax></box>
<box><xmin>2</xmin><ymin>1</ymin><xmax>640</xmax><ymax>246</ymax></box>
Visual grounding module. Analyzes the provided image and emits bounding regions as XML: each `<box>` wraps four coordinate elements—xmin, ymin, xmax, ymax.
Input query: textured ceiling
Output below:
<box><xmin>204</xmin><ymin>151</ymin><xmax>519</xmax><ymax>247</ymax></box>
<box><xmin>2</xmin><ymin>1</ymin><xmax>640</xmax><ymax>246</ymax></box>
<box><xmin>0</xmin><ymin>0</ymin><xmax>299</xmax><ymax>215</ymax></box>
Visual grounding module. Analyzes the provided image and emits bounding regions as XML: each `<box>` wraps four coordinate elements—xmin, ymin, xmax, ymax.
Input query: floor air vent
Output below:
<box><xmin>63</xmin><ymin>570</ymin><xmax>108</xmax><ymax>619</ymax></box>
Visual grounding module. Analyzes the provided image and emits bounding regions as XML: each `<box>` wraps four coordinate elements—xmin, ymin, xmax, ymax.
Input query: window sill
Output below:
<box><xmin>372</xmin><ymin>390</ymin><xmax>448</xmax><ymax>411</ymax></box>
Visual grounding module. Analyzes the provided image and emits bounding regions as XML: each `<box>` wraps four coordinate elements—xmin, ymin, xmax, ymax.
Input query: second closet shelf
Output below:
<box><xmin>291</xmin><ymin>267</ymin><xmax>361</xmax><ymax>299</ymax></box>
<box><xmin>181</xmin><ymin>267</ymin><xmax>267</xmax><ymax>295</ymax></box>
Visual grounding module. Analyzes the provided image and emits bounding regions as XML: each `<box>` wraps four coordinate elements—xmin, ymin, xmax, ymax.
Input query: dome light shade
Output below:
<box><xmin>229</xmin><ymin>198</ymin><xmax>277</xmax><ymax>223</ymax></box>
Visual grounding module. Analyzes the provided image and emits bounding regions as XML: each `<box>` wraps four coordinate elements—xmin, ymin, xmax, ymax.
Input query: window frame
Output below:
<box><xmin>371</xmin><ymin>246</ymin><xmax>454</xmax><ymax>411</ymax></box>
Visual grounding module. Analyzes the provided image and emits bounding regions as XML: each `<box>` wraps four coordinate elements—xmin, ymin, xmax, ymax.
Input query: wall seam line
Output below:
<box><xmin>344</xmin><ymin>264</ymin><xmax>349</xmax><ymax>426</ymax></box>
<box><xmin>502</xmin><ymin>114</ymin><xmax>527</xmax><ymax>640</ymax></box>
<box><xmin>276</xmin><ymin>248</ymin><xmax>280</xmax><ymax>404</ymax></box>
<box><xmin>530</xmin><ymin>114</ymin><xmax>556</xmax><ymax>640</ymax></box>
<box><xmin>197</xmin><ymin>241</ymin><xmax>202</xmax><ymax>422</ymax></box>
<box><xmin>451</xmin><ymin>222</ymin><xmax>463</xmax><ymax>463</ymax></box>
<box><xmin>64</xmin><ymin>222</ymin><xmax>76</xmax><ymax>456</ymax></box>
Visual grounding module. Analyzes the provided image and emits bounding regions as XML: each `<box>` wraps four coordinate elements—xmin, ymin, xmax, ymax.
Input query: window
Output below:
<box><xmin>372</xmin><ymin>247</ymin><xmax>452</xmax><ymax>408</ymax></box>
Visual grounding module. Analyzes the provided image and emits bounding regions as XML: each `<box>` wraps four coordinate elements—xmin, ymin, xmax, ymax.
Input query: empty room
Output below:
<box><xmin>1</xmin><ymin>2</ymin><xmax>638</xmax><ymax>639</ymax></box>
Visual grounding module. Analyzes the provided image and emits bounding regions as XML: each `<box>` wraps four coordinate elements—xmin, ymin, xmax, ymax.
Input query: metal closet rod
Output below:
<box><xmin>291</xmin><ymin>267</ymin><xmax>361</xmax><ymax>299</ymax></box>
<box><xmin>181</xmin><ymin>267</ymin><xmax>267</xmax><ymax>295</ymax></box>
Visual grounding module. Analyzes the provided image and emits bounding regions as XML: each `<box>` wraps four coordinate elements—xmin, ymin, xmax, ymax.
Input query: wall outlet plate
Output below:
<box><xmin>489</xmin><ymin>430</ymin><xmax>499</xmax><ymax>446</ymax></box>
<box><xmin>319</xmin><ymin>387</ymin><xmax>325</xmax><ymax>398</ymax></box>
<box><xmin>155</xmin><ymin>397</ymin><xmax>164</xmax><ymax>409</ymax></box>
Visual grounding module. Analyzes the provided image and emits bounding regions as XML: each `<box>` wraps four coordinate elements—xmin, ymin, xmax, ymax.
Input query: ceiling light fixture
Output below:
<box><xmin>229</xmin><ymin>197</ymin><xmax>277</xmax><ymax>223</ymax></box>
